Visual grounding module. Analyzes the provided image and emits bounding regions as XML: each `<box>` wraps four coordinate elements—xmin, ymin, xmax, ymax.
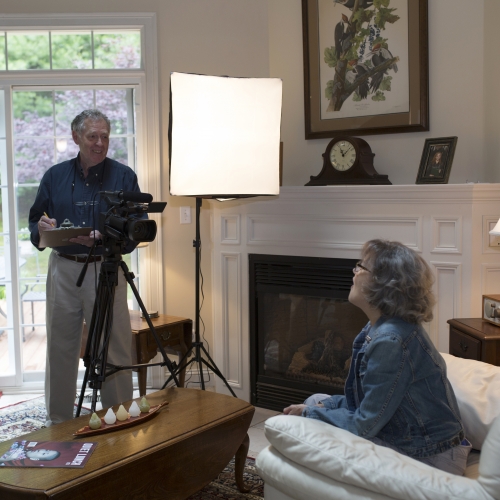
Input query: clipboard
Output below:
<box><xmin>39</xmin><ymin>227</ymin><xmax>93</xmax><ymax>249</ymax></box>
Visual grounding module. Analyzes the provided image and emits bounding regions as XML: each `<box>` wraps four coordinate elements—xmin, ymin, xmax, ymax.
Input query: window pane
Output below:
<box><xmin>52</xmin><ymin>32</ymin><xmax>92</xmax><ymax>70</ymax></box>
<box><xmin>94</xmin><ymin>31</ymin><xmax>140</xmax><ymax>69</ymax></box>
<box><xmin>15</xmin><ymin>138</ymin><xmax>54</xmax><ymax>183</ymax></box>
<box><xmin>56</xmin><ymin>138</ymin><xmax>79</xmax><ymax>164</ymax></box>
<box><xmin>96</xmin><ymin>89</ymin><xmax>132</xmax><ymax>134</ymax></box>
<box><xmin>13</xmin><ymin>91</ymin><xmax>54</xmax><ymax>136</ymax></box>
<box><xmin>108</xmin><ymin>137</ymin><xmax>129</xmax><ymax>166</ymax></box>
<box><xmin>0</xmin><ymin>34</ymin><xmax>5</xmax><ymax>70</ymax></box>
<box><xmin>7</xmin><ymin>32</ymin><xmax>50</xmax><ymax>70</ymax></box>
<box><xmin>55</xmin><ymin>89</ymin><xmax>94</xmax><ymax>135</ymax></box>
<box><xmin>17</xmin><ymin>186</ymin><xmax>38</xmax><ymax>231</ymax></box>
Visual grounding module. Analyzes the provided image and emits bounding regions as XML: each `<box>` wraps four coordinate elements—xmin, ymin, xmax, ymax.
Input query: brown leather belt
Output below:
<box><xmin>57</xmin><ymin>253</ymin><xmax>102</xmax><ymax>264</ymax></box>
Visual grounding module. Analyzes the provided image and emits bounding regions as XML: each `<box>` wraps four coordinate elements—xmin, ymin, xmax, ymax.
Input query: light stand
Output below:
<box><xmin>163</xmin><ymin>198</ymin><xmax>236</xmax><ymax>396</ymax></box>
<box><xmin>168</xmin><ymin>72</ymin><xmax>282</xmax><ymax>396</ymax></box>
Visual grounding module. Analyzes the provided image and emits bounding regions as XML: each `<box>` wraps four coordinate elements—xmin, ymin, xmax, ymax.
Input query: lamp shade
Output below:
<box><xmin>169</xmin><ymin>72</ymin><xmax>282</xmax><ymax>198</ymax></box>
<box><xmin>490</xmin><ymin>218</ymin><xmax>500</xmax><ymax>236</ymax></box>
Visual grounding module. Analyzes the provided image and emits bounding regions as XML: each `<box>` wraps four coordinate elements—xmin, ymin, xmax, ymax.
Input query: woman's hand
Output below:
<box><xmin>283</xmin><ymin>404</ymin><xmax>308</xmax><ymax>416</ymax></box>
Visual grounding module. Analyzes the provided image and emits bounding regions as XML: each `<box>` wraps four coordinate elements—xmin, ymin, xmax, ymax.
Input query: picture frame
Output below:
<box><xmin>415</xmin><ymin>136</ymin><xmax>458</xmax><ymax>184</ymax></box>
<box><xmin>302</xmin><ymin>0</ymin><xmax>429</xmax><ymax>139</ymax></box>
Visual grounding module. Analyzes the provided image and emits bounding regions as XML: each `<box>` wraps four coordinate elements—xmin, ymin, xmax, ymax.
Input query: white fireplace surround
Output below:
<box><xmin>208</xmin><ymin>184</ymin><xmax>500</xmax><ymax>401</ymax></box>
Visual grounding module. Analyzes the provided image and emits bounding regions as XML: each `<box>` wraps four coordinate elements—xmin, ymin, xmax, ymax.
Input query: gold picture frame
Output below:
<box><xmin>302</xmin><ymin>0</ymin><xmax>429</xmax><ymax>139</ymax></box>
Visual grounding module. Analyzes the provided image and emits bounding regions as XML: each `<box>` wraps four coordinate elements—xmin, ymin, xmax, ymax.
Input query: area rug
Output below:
<box><xmin>0</xmin><ymin>396</ymin><xmax>265</xmax><ymax>499</ymax></box>
<box><xmin>0</xmin><ymin>396</ymin><xmax>91</xmax><ymax>443</ymax></box>
<box><xmin>186</xmin><ymin>457</ymin><xmax>264</xmax><ymax>499</ymax></box>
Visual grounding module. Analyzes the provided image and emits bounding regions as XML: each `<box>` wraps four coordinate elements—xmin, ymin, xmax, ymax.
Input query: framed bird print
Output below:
<box><xmin>302</xmin><ymin>0</ymin><xmax>429</xmax><ymax>139</ymax></box>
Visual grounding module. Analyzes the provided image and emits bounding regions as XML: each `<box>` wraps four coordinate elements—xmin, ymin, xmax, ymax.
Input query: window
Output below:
<box><xmin>0</xmin><ymin>14</ymin><xmax>161</xmax><ymax>389</ymax></box>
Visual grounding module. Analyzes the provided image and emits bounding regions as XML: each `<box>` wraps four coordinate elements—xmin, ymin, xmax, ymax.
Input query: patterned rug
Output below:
<box><xmin>0</xmin><ymin>396</ymin><xmax>91</xmax><ymax>443</ymax></box>
<box><xmin>0</xmin><ymin>396</ymin><xmax>265</xmax><ymax>499</ymax></box>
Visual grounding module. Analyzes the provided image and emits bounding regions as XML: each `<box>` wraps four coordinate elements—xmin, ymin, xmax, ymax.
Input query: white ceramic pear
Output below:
<box><xmin>104</xmin><ymin>407</ymin><xmax>117</xmax><ymax>425</ymax></box>
<box><xmin>129</xmin><ymin>401</ymin><xmax>141</xmax><ymax>417</ymax></box>
<box><xmin>116</xmin><ymin>404</ymin><xmax>129</xmax><ymax>421</ymax></box>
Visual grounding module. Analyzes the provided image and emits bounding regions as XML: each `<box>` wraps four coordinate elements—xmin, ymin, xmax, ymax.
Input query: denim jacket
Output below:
<box><xmin>303</xmin><ymin>317</ymin><xmax>465</xmax><ymax>458</ymax></box>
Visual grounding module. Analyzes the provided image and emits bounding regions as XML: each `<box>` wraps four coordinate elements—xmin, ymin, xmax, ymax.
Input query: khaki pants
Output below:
<box><xmin>45</xmin><ymin>250</ymin><xmax>133</xmax><ymax>426</ymax></box>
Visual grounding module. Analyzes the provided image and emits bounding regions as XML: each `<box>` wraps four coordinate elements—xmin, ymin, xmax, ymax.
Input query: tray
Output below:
<box><xmin>73</xmin><ymin>401</ymin><xmax>169</xmax><ymax>437</ymax></box>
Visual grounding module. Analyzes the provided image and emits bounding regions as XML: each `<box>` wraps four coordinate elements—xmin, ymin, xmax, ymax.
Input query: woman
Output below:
<box><xmin>283</xmin><ymin>239</ymin><xmax>471</xmax><ymax>475</ymax></box>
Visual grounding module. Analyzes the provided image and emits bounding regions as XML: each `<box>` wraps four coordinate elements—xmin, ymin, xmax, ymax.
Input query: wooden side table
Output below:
<box><xmin>448</xmin><ymin>318</ymin><xmax>500</xmax><ymax>366</ymax></box>
<box><xmin>130</xmin><ymin>311</ymin><xmax>193</xmax><ymax>395</ymax></box>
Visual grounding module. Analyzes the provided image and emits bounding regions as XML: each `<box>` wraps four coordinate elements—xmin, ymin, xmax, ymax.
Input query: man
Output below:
<box><xmin>29</xmin><ymin>109</ymin><xmax>141</xmax><ymax>426</ymax></box>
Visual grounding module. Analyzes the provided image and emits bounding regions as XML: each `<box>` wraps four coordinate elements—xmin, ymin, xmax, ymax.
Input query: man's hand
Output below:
<box><xmin>283</xmin><ymin>404</ymin><xmax>308</xmax><ymax>416</ymax></box>
<box><xmin>38</xmin><ymin>215</ymin><xmax>57</xmax><ymax>232</ymax></box>
<box><xmin>69</xmin><ymin>230</ymin><xmax>102</xmax><ymax>248</ymax></box>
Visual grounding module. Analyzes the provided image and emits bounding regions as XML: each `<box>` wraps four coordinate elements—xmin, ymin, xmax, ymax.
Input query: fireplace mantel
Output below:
<box><xmin>208</xmin><ymin>184</ymin><xmax>500</xmax><ymax>401</ymax></box>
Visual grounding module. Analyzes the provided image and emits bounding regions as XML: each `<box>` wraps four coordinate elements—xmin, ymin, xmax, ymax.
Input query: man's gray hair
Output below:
<box><xmin>361</xmin><ymin>239</ymin><xmax>436</xmax><ymax>324</ymax></box>
<box><xmin>71</xmin><ymin>109</ymin><xmax>111</xmax><ymax>135</ymax></box>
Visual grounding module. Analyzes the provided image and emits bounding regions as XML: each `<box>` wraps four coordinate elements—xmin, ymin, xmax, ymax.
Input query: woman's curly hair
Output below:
<box><xmin>361</xmin><ymin>239</ymin><xmax>435</xmax><ymax>324</ymax></box>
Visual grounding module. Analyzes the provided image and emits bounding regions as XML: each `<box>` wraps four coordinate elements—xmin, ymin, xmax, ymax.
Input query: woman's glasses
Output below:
<box><xmin>354</xmin><ymin>261</ymin><xmax>371</xmax><ymax>273</ymax></box>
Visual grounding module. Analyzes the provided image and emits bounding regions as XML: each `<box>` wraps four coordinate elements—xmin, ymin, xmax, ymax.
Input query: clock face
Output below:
<box><xmin>329</xmin><ymin>140</ymin><xmax>357</xmax><ymax>171</ymax></box>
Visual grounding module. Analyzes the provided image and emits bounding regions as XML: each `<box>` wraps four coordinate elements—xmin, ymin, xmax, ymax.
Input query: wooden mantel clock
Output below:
<box><xmin>305</xmin><ymin>136</ymin><xmax>391</xmax><ymax>186</ymax></box>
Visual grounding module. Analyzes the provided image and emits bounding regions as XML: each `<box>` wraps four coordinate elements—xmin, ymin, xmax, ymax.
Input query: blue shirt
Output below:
<box><xmin>29</xmin><ymin>156</ymin><xmax>142</xmax><ymax>255</ymax></box>
<box><xmin>303</xmin><ymin>317</ymin><xmax>465</xmax><ymax>458</ymax></box>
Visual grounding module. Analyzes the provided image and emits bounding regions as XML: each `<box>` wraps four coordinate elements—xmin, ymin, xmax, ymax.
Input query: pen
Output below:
<box><xmin>44</xmin><ymin>212</ymin><xmax>55</xmax><ymax>227</ymax></box>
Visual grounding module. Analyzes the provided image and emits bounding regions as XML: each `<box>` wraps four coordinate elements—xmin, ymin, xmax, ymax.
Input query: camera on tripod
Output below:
<box><xmin>98</xmin><ymin>190</ymin><xmax>167</xmax><ymax>244</ymax></box>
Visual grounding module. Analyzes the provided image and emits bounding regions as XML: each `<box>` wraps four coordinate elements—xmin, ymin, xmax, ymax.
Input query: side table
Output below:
<box><xmin>448</xmin><ymin>318</ymin><xmax>500</xmax><ymax>366</ymax></box>
<box><xmin>130</xmin><ymin>310</ymin><xmax>193</xmax><ymax>395</ymax></box>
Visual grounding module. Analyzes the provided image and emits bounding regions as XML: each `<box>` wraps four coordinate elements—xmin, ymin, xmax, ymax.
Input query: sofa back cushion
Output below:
<box><xmin>441</xmin><ymin>353</ymin><xmax>500</xmax><ymax>450</ymax></box>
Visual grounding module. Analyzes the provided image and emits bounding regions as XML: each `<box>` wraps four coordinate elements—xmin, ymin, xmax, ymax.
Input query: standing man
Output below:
<box><xmin>29</xmin><ymin>109</ymin><xmax>140</xmax><ymax>426</ymax></box>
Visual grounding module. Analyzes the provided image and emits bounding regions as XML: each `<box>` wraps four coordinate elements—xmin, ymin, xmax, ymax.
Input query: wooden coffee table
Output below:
<box><xmin>0</xmin><ymin>388</ymin><xmax>255</xmax><ymax>499</ymax></box>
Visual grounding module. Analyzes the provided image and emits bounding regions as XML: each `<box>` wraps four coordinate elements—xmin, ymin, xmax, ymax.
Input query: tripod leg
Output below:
<box><xmin>199</xmin><ymin>345</ymin><xmax>237</xmax><ymax>397</ymax></box>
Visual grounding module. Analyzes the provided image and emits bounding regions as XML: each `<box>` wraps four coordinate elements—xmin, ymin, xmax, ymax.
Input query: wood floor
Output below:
<box><xmin>0</xmin><ymin>300</ymin><xmax>47</xmax><ymax>373</ymax></box>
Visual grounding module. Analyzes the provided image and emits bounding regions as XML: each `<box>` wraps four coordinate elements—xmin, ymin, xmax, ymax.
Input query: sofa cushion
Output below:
<box><xmin>478</xmin><ymin>415</ymin><xmax>500</xmax><ymax>499</ymax></box>
<box><xmin>264</xmin><ymin>415</ymin><xmax>492</xmax><ymax>500</ymax></box>
<box><xmin>441</xmin><ymin>353</ymin><xmax>500</xmax><ymax>450</ymax></box>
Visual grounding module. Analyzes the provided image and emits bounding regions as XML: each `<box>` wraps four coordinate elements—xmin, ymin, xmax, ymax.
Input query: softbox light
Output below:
<box><xmin>169</xmin><ymin>72</ymin><xmax>282</xmax><ymax>198</ymax></box>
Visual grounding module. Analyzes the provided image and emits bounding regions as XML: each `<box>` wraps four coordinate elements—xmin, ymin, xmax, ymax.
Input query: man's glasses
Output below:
<box><xmin>354</xmin><ymin>261</ymin><xmax>371</xmax><ymax>273</ymax></box>
<box><xmin>73</xmin><ymin>201</ymin><xmax>99</xmax><ymax>206</ymax></box>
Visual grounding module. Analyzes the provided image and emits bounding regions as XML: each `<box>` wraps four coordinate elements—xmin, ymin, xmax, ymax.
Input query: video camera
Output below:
<box><xmin>98</xmin><ymin>190</ymin><xmax>167</xmax><ymax>244</ymax></box>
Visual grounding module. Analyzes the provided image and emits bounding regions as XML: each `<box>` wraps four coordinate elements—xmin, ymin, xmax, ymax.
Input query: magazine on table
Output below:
<box><xmin>0</xmin><ymin>440</ymin><xmax>97</xmax><ymax>468</ymax></box>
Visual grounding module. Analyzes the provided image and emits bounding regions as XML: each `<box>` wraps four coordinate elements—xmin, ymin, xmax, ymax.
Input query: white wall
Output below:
<box><xmin>269</xmin><ymin>0</ymin><xmax>487</xmax><ymax>186</ymax></box>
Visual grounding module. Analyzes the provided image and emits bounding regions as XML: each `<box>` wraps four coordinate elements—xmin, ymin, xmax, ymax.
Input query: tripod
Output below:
<box><xmin>76</xmin><ymin>238</ymin><xmax>179</xmax><ymax>416</ymax></box>
<box><xmin>163</xmin><ymin>197</ymin><xmax>236</xmax><ymax>397</ymax></box>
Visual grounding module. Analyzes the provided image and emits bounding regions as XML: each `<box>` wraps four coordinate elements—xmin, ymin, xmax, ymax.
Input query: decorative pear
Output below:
<box><xmin>104</xmin><ymin>407</ymin><xmax>117</xmax><ymax>425</ymax></box>
<box><xmin>116</xmin><ymin>404</ymin><xmax>129</xmax><ymax>421</ymax></box>
<box><xmin>89</xmin><ymin>412</ymin><xmax>102</xmax><ymax>430</ymax></box>
<box><xmin>129</xmin><ymin>401</ymin><xmax>141</xmax><ymax>417</ymax></box>
<box><xmin>139</xmin><ymin>396</ymin><xmax>150</xmax><ymax>413</ymax></box>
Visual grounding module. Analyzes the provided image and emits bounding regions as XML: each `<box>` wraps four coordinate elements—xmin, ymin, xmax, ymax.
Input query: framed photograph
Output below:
<box><xmin>415</xmin><ymin>136</ymin><xmax>458</xmax><ymax>184</ymax></box>
<box><xmin>302</xmin><ymin>0</ymin><xmax>429</xmax><ymax>139</ymax></box>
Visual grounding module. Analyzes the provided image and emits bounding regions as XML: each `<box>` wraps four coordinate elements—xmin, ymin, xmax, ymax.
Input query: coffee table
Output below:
<box><xmin>0</xmin><ymin>388</ymin><xmax>255</xmax><ymax>499</ymax></box>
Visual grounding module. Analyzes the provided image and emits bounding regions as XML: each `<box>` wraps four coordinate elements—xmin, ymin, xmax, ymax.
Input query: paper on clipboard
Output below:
<box><xmin>39</xmin><ymin>227</ymin><xmax>92</xmax><ymax>249</ymax></box>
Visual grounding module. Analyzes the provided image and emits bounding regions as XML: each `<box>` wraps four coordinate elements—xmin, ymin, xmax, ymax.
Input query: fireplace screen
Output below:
<box><xmin>250</xmin><ymin>254</ymin><xmax>368</xmax><ymax>411</ymax></box>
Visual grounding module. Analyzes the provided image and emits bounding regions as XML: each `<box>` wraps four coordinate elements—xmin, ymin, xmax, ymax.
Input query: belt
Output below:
<box><xmin>57</xmin><ymin>253</ymin><xmax>102</xmax><ymax>264</ymax></box>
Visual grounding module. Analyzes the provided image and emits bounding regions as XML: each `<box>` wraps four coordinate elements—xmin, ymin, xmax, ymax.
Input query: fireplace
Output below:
<box><xmin>249</xmin><ymin>254</ymin><xmax>369</xmax><ymax>411</ymax></box>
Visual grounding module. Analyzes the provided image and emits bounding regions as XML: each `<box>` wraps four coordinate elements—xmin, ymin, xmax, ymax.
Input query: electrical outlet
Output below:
<box><xmin>180</xmin><ymin>206</ymin><xmax>191</xmax><ymax>224</ymax></box>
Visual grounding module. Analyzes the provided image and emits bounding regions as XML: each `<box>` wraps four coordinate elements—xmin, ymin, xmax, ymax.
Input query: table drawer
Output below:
<box><xmin>146</xmin><ymin>323</ymin><xmax>184</xmax><ymax>349</ymax></box>
<box><xmin>449</xmin><ymin>327</ymin><xmax>481</xmax><ymax>360</ymax></box>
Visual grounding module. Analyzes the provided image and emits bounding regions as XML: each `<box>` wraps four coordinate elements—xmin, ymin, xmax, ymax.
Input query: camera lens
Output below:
<box><xmin>128</xmin><ymin>219</ymin><xmax>157</xmax><ymax>242</ymax></box>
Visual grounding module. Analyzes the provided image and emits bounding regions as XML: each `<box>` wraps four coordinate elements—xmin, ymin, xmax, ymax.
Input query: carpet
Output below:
<box><xmin>0</xmin><ymin>396</ymin><xmax>265</xmax><ymax>499</ymax></box>
<box><xmin>0</xmin><ymin>396</ymin><xmax>91</xmax><ymax>443</ymax></box>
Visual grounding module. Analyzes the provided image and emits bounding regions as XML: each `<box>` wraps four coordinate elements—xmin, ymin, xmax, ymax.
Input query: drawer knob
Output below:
<box><xmin>161</xmin><ymin>331</ymin><xmax>171</xmax><ymax>341</ymax></box>
<box><xmin>459</xmin><ymin>341</ymin><xmax>468</xmax><ymax>352</ymax></box>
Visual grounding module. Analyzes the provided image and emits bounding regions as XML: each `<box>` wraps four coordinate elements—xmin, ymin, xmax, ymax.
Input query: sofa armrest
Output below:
<box><xmin>263</xmin><ymin>416</ymin><xmax>490</xmax><ymax>500</ymax></box>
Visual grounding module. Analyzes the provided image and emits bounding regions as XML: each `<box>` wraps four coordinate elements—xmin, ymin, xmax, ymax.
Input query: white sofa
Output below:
<box><xmin>256</xmin><ymin>353</ymin><xmax>500</xmax><ymax>500</ymax></box>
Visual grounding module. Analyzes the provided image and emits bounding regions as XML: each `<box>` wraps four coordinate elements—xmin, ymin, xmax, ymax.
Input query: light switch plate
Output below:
<box><xmin>180</xmin><ymin>206</ymin><xmax>191</xmax><ymax>224</ymax></box>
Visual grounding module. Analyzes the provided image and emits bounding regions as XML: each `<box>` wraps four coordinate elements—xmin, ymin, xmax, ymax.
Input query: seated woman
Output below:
<box><xmin>283</xmin><ymin>239</ymin><xmax>471</xmax><ymax>475</ymax></box>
